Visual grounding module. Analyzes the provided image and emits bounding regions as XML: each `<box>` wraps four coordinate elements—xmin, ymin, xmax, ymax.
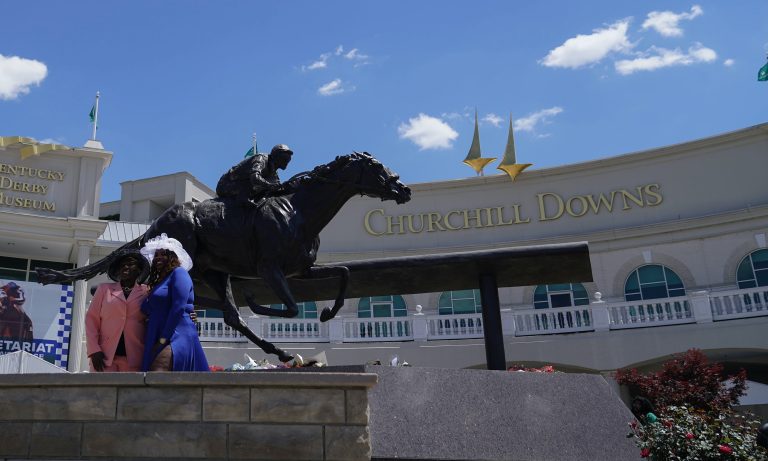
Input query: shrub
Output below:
<box><xmin>617</xmin><ymin>349</ymin><xmax>766</xmax><ymax>459</ymax></box>
<box><xmin>616</xmin><ymin>349</ymin><xmax>747</xmax><ymax>415</ymax></box>
<box><xmin>628</xmin><ymin>405</ymin><xmax>766</xmax><ymax>460</ymax></box>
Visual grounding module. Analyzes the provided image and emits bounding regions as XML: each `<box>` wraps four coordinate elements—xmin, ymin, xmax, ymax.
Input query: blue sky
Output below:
<box><xmin>1</xmin><ymin>1</ymin><xmax>766</xmax><ymax>202</ymax></box>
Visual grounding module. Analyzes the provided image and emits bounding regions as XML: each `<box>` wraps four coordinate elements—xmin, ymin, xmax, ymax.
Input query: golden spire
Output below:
<box><xmin>463</xmin><ymin>109</ymin><xmax>496</xmax><ymax>175</ymax></box>
<box><xmin>497</xmin><ymin>114</ymin><xmax>532</xmax><ymax>181</ymax></box>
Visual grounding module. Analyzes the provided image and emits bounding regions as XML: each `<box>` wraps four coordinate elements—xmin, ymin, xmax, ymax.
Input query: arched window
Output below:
<box><xmin>357</xmin><ymin>295</ymin><xmax>407</xmax><ymax>318</ymax></box>
<box><xmin>533</xmin><ymin>283</ymin><xmax>589</xmax><ymax>309</ymax></box>
<box><xmin>438</xmin><ymin>290</ymin><xmax>481</xmax><ymax>315</ymax></box>
<box><xmin>736</xmin><ymin>249</ymin><xmax>768</xmax><ymax>289</ymax></box>
<box><xmin>269</xmin><ymin>301</ymin><xmax>318</xmax><ymax>319</ymax></box>
<box><xmin>624</xmin><ymin>265</ymin><xmax>685</xmax><ymax>301</ymax></box>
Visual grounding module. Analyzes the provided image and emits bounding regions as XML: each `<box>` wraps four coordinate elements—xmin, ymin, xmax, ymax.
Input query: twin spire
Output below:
<box><xmin>462</xmin><ymin>110</ymin><xmax>532</xmax><ymax>181</ymax></box>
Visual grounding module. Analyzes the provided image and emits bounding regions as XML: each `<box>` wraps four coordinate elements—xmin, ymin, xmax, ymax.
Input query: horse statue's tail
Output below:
<box><xmin>35</xmin><ymin>234</ymin><xmax>145</xmax><ymax>285</ymax></box>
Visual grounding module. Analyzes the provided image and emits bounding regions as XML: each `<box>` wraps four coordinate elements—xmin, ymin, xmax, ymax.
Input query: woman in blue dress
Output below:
<box><xmin>139</xmin><ymin>234</ymin><xmax>209</xmax><ymax>372</ymax></box>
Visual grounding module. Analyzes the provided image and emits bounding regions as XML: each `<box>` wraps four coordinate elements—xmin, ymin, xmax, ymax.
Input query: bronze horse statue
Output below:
<box><xmin>37</xmin><ymin>152</ymin><xmax>412</xmax><ymax>362</ymax></box>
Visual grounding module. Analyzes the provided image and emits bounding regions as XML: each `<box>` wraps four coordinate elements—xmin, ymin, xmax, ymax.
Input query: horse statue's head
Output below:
<box><xmin>302</xmin><ymin>152</ymin><xmax>412</xmax><ymax>204</ymax></box>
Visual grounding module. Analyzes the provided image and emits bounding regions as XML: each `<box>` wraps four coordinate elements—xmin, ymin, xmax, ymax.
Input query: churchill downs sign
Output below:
<box><xmin>364</xmin><ymin>183</ymin><xmax>663</xmax><ymax>236</ymax></box>
<box><xmin>0</xmin><ymin>162</ymin><xmax>65</xmax><ymax>212</ymax></box>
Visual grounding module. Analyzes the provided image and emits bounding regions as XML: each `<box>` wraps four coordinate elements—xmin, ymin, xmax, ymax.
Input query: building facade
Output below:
<box><xmin>1</xmin><ymin>126</ymin><xmax>766</xmax><ymax>394</ymax></box>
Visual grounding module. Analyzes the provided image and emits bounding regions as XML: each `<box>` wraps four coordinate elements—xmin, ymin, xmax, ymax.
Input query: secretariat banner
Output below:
<box><xmin>0</xmin><ymin>279</ymin><xmax>73</xmax><ymax>369</ymax></box>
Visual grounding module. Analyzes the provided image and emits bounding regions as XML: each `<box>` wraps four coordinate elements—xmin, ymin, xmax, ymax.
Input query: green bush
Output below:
<box><xmin>628</xmin><ymin>405</ymin><xmax>766</xmax><ymax>460</ymax></box>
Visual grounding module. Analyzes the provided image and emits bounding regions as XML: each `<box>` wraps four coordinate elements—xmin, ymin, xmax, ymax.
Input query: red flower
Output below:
<box><xmin>718</xmin><ymin>444</ymin><xmax>733</xmax><ymax>455</ymax></box>
<box><xmin>663</xmin><ymin>420</ymin><xmax>673</xmax><ymax>428</ymax></box>
<box><xmin>685</xmin><ymin>433</ymin><xmax>694</xmax><ymax>439</ymax></box>
<box><xmin>640</xmin><ymin>448</ymin><xmax>651</xmax><ymax>458</ymax></box>
<box><xmin>630</xmin><ymin>420</ymin><xmax>638</xmax><ymax>429</ymax></box>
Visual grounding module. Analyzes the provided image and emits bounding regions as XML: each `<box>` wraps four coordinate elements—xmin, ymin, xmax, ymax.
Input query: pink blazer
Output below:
<box><xmin>86</xmin><ymin>282</ymin><xmax>149</xmax><ymax>371</ymax></box>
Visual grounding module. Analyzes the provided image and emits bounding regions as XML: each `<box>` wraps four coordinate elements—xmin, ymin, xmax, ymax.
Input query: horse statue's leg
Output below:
<box><xmin>246</xmin><ymin>263</ymin><xmax>305</xmax><ymax>318</ymax></box>
<box><xmin>200</xmin><ymin>270</ymin><xmax>294</xmax><ymax>363</ymax></box>
<box><xmin>303</xmin><ymin>265</ymin><xmax>349</xmax><ymax>322</ymax></box>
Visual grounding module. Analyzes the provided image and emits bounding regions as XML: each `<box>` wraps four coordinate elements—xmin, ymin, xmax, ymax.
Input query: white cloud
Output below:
<box><xmin>303</xmin><ymin>52</ymin><xmax>331</xmax><ymax>71</ymax></box>
<box><xmin>482</xmin><ymin>113</ymin><xmax>504</xmax><ymax>127</ymax></box>
<box><xmin>514</xmin><ymin>107</ymin><xmax>564</xmax><ymax>132</ymax></box>
<box><xmin>540</xmin><ymin>20</ymin><xmax>632</xmax><ymax>69</ymax></box>
<box><xmin>398</xmin><ymin>114</ymin><xmax>458</xmax><ymax>150</ymax></box>
<box><xmin>345</xmin><ymin>48</ymin><xmax>369</xmax><ymax>61</ymax></box>
<box><xmin>642</xmin><ymin>5</ymin><xmax>703</xmax><ymax>37</ymax></box>
<box><xmin>0</xmin><ymin>54</ymin><xmax>47</xmax><ymax>100</ymax></box>
<box><xmin>614</xmin><ymin>43</ymin><xmax>716</xmax><ymax>75</ymax></box>
<box><xmin>441</xmin><ymin>112</ymin><xmax>464</xmax><ymax>120</ymax></box>
<box><xmin>303</xmin><ymin>46</ymin><xmax>370</xmax><ymax>71</ymax></box>
<box><xmin>318</xmin><ymin>78</ymin><xmax>354</xmax><ymax>96</ymax></box>
<box><xmin>723</xmin><ymin>58</ymin><xmax>735</xmax><ymax>67</ymax></box>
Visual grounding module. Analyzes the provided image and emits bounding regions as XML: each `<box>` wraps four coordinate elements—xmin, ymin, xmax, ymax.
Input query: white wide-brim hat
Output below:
<box><xmin>140</xmin><ymin>233</ymin><xmax>193</xmax><ymax>271</ymax></box>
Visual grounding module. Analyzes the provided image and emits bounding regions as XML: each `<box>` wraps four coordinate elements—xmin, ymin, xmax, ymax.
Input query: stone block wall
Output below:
<box><xmin>0</xmin><ymin>372</ymin><xmax>375</xmax><ymax>460</ymax></box>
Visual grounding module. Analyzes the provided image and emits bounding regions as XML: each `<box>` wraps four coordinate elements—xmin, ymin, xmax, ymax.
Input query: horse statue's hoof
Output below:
<box><xmin>319</xmin><ymin>307</ymin><xmax>334</xmax><ymax>323</ymax></box>
<box><xmin>277</xmin><ymin>350</ymin><xmax>294</xmax><ymax>363</ymax></box>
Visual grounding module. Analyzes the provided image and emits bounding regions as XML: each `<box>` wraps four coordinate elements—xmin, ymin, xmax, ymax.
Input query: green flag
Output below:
<box><xmin>759</xmin><ymin>62</ymin><xmax>768</xmax><ymax>82</ymax></box>
<box><xmin>244</xmin><ymin>146</ymin><xmax>255</xmax><ymax>158</ymax></box>
<box><xmin>89</xmin><ymin>105</ymin><xmax>96</xmax><ymax>122</ymax></box>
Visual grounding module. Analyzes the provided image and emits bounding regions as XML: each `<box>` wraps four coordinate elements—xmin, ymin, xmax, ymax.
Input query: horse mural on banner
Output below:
<box><xmin>37</xmin><ymin>152</ymin><xmax>412</xmax><ymax>362</ymax></box>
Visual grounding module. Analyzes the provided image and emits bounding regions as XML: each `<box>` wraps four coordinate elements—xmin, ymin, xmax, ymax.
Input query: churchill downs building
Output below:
<box><xmin>0</xmin><ymin>125</ymin><xmax>767</xmax><ymax>407</ymax></box>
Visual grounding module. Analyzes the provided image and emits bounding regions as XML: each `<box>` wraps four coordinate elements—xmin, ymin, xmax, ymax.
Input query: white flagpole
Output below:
<box><xmin>91</xmin><ymin>91</ymin><xmax>100</xmax><ymax>141</ymax></box>
<box><xmin>252</xmin><ymin>132</ymin><xmax>257</xmax><ymax>154</ymax></box>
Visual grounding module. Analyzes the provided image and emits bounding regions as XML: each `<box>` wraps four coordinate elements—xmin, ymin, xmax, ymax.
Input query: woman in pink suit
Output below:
<box><xmin>86</xmin><ymin>249</ymin><xmax>150</xmax><ymax>372</ymax></box>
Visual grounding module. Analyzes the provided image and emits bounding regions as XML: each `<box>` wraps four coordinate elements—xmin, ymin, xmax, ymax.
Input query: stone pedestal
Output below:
<box><xmin>0</xmin><ymin>372</ymin><xmax>375</xmax><ymax>460</ymax></box>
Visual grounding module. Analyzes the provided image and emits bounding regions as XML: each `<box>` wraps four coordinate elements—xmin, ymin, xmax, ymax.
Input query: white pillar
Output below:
<box><xmin>68</xmin><ymin>241</ymin><xmax>92</xmax><ymax>372</ymax></box>
<box><xmin>329</xmin><ymin>318</ymin><xmax>344</xmax><ymax>343</ymax></box>
<box><xmin>689</xmin><ymin>290</ymin><xmax>713</xmax><ymax>323</ymax></box>
<box><xmin>246</xmin><ymin>315</ymin><xmax>263</xmax><ymax>337</ymax></box>
<box><xmin>500</xmin><ymin>309</ymin><xmax>516</xmax><ymax>336</ymax></box>
<box><xmin>412</xmin><ymin>305</ymin><xmax>428</xmax><ymax>341</ymax></box>
<box><xmin>591</xmin><ymin>292</ymin><xmax>610</xmax><ymax>332</ymax></box>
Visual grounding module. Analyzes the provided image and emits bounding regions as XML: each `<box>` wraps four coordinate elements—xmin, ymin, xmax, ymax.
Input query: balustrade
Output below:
<box><xmin>709</xmin><ymin>286</ymin><xmax>768</xmax><ymax>320</ymax></box>
<box><xmin>343</xmin><ymin>317</ymin><xmax>413</xmax><ymax>342</ymax></box>
<box><xmin>426</xmin><ymin>313</ymin><xmax>484</xmax><ymax>339</ymax></box>
<box><xmin>514</xmin><ymin>307</ymin><xmax>592</xmax><ymax>336</ymax></box>
<box><xmin>196</xmin><ymin>317</ymin><xmax>247</xmax><ymax>342</ymax></box>
<box><xmin>608</xmin><ymin>297</ymin><xmax>693</xmax><ymax>329</ymax></box>
<box><xmin>195</xmin><ymin>287</ymin><xmax>768</xmax><ymax>344</ymax></box>
<box><xmin>261</xmin><ymin>318</ymin><xmax>329</xmax><ymax>342</ymax></box>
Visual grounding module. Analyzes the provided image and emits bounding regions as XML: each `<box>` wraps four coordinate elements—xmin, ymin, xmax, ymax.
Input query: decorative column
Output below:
<box><xmin>689</xmin><ymin>290</ymin><xmax>713</xmax><ymax>323</ymax></box>
<box><xmin>68</xmin><ymin>241</ymin><xmax>92</xmax><ymax>372</ymax></box>
<box><xmin>591</xmin><ymin>291</ymin><xmax>611</xmax><ymax>332</ymax></box>
<box><xmin>329</xmin><ymin>318</ymin><xmax>344</xmax><ymax>343</ymax></box>
<box><xmin>500</xmin><ymin>309</ymin><xmax>516</xmax><ymax>336</ymax></box>
<box><xmin>411</xmin><ymin>304</ymin><xmax>428</xmax><ymax>341</ymax></box>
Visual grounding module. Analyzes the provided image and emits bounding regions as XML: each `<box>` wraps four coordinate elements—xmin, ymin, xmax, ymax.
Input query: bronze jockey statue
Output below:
<box><xmin>216</xmin><ymin>144</ymin><xmax>294</xmax><ymax>206</ymax></box>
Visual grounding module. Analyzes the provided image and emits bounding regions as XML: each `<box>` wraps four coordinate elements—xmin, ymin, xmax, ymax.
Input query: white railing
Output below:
<box><xmin>427</xmin><ymin>313</ymin><xmax>484</xmax><ymax>339</ymax></box>
<box><xmin>342</xmin><ymin>317</ymin><xmax>413</xmax><ymax>342</ymax></box>
<box><xmin>198</xmin><ymin>287</ymin><xmax>768</xmax><ymax>344</ymax></box>
<box><xmin>197</xmin><ymin>317</ymin><xmax>247</xmax><ymax>342</ymax></box>
<box><xmin>514</xmin><ymin>307</ymin><xmax>592</xmax><ymax>336</ymax></box>
<box><xmin>709</xmin><ymin>286</ymin><xmax>768</xmax><ymax>321</ymax></box>
<box><xmin>261</xmin><ymin>318</ymin><xmax>329</xmax><ymax>342</ymax></box>
<box><xmin>608</xmin><ymin>297</ymin><xmax>693</xmax><ymax>329</ymax></box>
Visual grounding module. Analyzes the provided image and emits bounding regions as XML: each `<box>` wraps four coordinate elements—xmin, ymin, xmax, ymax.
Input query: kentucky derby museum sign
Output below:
<box><xmin>0</xmin><ymin>161</ymin><xmax>65</xmax><ymax>212</ymax></box>
<box><xmin>0</xmin><ymin>137</ymin><xmax>112</xmax><ymax>372</ymax></box>
<box><xmin>0</xmin><ymin>137</ymin><xmax>110</xmax><ymax>218</ymax></box>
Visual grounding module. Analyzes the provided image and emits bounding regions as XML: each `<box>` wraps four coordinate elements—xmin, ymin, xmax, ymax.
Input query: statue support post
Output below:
<box><xmin>479</xmin><ymin>273</ymin><xmax>506</xmax><ymax>370</ymax></box>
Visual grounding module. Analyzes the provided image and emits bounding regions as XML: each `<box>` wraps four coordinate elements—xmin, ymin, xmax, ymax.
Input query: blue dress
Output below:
<box><xmin>140</xmin><ymin>267</ymin><xmax>209</xmax><ymax>371</ymax></box>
